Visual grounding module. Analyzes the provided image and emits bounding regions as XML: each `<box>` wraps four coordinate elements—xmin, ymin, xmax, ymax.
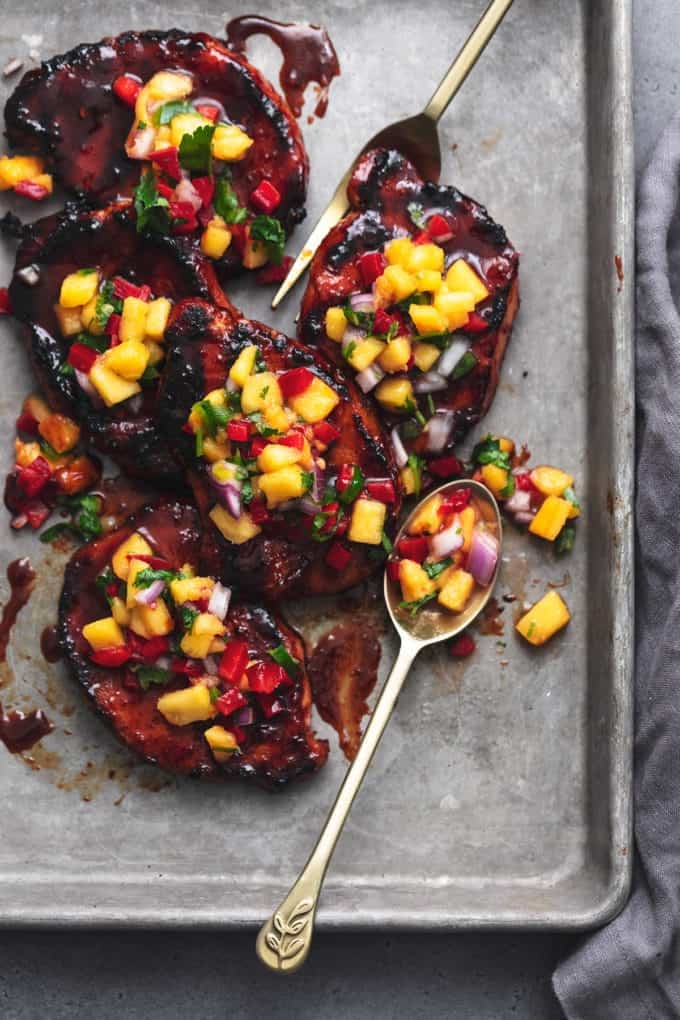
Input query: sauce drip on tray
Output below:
<box><xmin>308</xmin><ymin>621</ymin><xmax>380</xmax><ymax>761</ymax></box>
<box><xmin>0</xmin><ymin>557</ymin><xmax>36</xmax><ymax>663</ymax></box>
<box><xmin>0</xmin><ymin>702</ymin><xmax>53</xmax><ymax>753</ymax></box>
<box><xmin>226</xmin><ymin>15</ymin><xmax>340</xmax><ymax>118</ymax></box>
<box><xmin>41</xmin><ymin>624</ymin><xmax>62</xmax><ymax>664</ymax></box>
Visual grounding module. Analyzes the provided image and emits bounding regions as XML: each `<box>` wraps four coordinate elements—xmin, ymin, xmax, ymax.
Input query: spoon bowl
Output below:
<box><xmin>256</xmin><ymin>478</ymin><xmax>502</xmax><ymax>973</ymax></box>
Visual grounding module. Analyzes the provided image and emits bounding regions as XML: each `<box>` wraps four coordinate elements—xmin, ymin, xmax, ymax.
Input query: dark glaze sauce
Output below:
<box><xmin>308</xmin><ymin>621</ymin><xmax>381</xmax><ymax>761</ymax></box>
<box><xmin>41</xmin><ymin>624</ymin><xmax>62</xmax><ymax>664</ymax></box>
<box><xmin>226</xmin><ymin>15</ymin><xmax>340</xmax><ymax>118</ymax></box>
<box><xmin>0</xmin><ymin>702</ymin><xmax>53</xmax><ymax>753</ymax></box>
<box><xmin>0</xmin><ymin>558</ymin><xmax>36</xmax><ymax>663</ymax></box>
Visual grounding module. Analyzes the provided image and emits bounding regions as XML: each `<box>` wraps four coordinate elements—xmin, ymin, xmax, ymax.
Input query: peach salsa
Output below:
<box><xmin>54</xmin><ymin>267</ymin><xmax>173</xmax><ymax>407</ymax></box>
<box><xmin>185</xmin><ymin>345</ymin><xmax>395</xmax><ymax>564</ymax></box>
<box><xmin>82</xmin><ymin>528</ymin><xmax>301</xmax><ymax>758</ymax></box>
<box><xmin>120</xmin><ymin>69</ymin><xmax>287</xmax><ymax>270</ymax></box>
<box><xmin>388</xmin><ymin>486</ymin><xmax>499</xmax><ymax>617</ymax></box>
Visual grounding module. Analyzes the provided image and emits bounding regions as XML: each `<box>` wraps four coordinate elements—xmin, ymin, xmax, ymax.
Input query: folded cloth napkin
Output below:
<box><xmin>553</xmin><ymin>113</ymin><xmax>680</xmax><ymax>1019</ymax></box>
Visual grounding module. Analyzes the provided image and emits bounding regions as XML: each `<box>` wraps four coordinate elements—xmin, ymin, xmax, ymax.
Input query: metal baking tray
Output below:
<box><xmin>0</xmin><ymin>0</ymin><xmax>633</xmax><ymax>928</ymax></box>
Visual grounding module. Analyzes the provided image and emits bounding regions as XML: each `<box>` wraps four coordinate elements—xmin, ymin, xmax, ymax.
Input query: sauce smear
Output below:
<box><xmin>0</xmin><ymin>702</ymin><xmax>53</xmax><ymax>753</ymax></box>
<box><xmin>41</xmin><ymin>624</ymin><xmax>62</xmax><ymax>663</ymax></box>
<box><xmin>0</xmin><ymin>557</ymin><xmax>36</xmax><ymax>663</ymax></box>
<box><xmin>226</xmin><ymin>15</ymin><xmax>340</xmax><ymax>118</ymax></box>
<box><xmin>308</xmin><ymin>621</ymin><xmax>380</xmax><ymax>761</ymax></box>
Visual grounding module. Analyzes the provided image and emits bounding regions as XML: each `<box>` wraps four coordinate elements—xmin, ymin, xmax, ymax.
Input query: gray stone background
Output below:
<box><xmin>0</xmin><ymin>0</ymin><xmax>672</xmax><ymax>1016</ymax></box>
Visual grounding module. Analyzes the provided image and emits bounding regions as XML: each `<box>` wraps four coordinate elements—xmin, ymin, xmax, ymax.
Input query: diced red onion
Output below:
<box><xmin>414</xmin><ymin>371</ymin><xmax>448</xmax><ymax>393</ymax></box>
<box><xmin>514</xmin><ymin>510</ymin><xmax>536</xmax><ymax>526</ymax></box>
<box><xmin>174</xmin><ymin>177</ymin><xmax>202</xmax><ymax>212</ymax></box>
<box><xmin>226</xmin><ymin>377</ymin><xmax>238</xmax><ymax>393</ymax></box>
<box><xmin>356</xmin><ymin>363</ymin><xmax>384</xmax><ymax>393</ymax></box>
<box><xmin>74</xmin><ymin>368</ymin><xmax>99</xmax><ymax>401</ymax></box>
<box><xmin>312</xmin><ymin>462</ymin><xmax>325</xmax><ymax>502</ymax></box>
<box><xmin>350</xmin><ymin>291</ymin><xmax>375</xmax><ymax>313</ymax></box>
<box><xmin>207</xmin><ymin>582</ymin><xmax>231</xmax><ymax>621</ymax></box>
<box><xmin>127</xmin><ymin>393</ymin><xmax>144</xmax><ymax>414</ymax></box>
<box><xmin>341</xmin><ymin>326</ymin><xmax>365</xmax><ymax>354</ymax></box>
<box><xmin>16</xmin><ymin>264</ymin><xmax>40</xmax><ymax>286</ymax></box>
<box><xmin>134</xmin><ymin>578</ymin><xmax>165</xmax><ymax>605</ymax></box>
<box><xmin>10</xmin><ymin>513</ymin><xmax>27</xmax><ymax>529</ymax></box>
<box><xmin>193</xmin><ymin>96</ymin><xmax>227</xmax><ymax>121</ymax></box>
<box><xmin>437</xmin><ymin>338</ymin><xmax>469</xmax><ymax>377</ymax></box>
<box><xmin>127</xmin><ymin>126</ymin><xmax>157</xmax><ymax>160</ymax></box>
<box><xmin>425</xmin><ymin>410</ymin><xmax>455</xmax><ymax>453</ymax></box>
<box><xmin>210</xmin><ymin>474</ymin><xmax>242</xmax><ymax>518</ymax></box>
<box><xmin>277</xmin><ymin>498</ymin><xmax>301</xmax><ymax>512</ymax></box>
<box><xmin>390</xmin><ymin>427</ymin><xmax>408</xmax><ymax>469</ymax></box>
<box><xmin>156</xmin><ymin>655</ymin><xmax>172</xmax><ymax>671</ymax></box>
<box><xmin>232</xmin><ymin>707</ymin><xmax>256</xmax><ymax>726</ymax></box>
<box><xmin>299</xmin><ymin>497</ymin><xmax>320</xmax><ymax>516</ymax></box>
<box><xmin>190</xmin><ymin>673</ymin><xmax>220</xmax><ymax>687</ymax></box>
<box><xmin>429</xmin><ymin>516</ymin><xmax>464</xmax><ymax>558</ymax></box>
<box><xmin>467</xmin><ymin>529</ymin><xmax>499</xmax><ymax>587</ymax></box>
<box><xmin>201</xmin><ymin>655</ymin><xmax>219</xmax><ymax>676</ymax></box>
<box><xmin>505</xmin><ymin>489</ymin><xmax>531</xmax><ymax>514</ymax></box>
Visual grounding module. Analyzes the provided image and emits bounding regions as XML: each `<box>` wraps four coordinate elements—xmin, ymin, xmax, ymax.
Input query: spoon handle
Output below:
<box><xmin>255</xmin><ymin>635</ymin><xmax>420</xmax><ymax>973</ymax></box>
<box><xmin>423</xmin><ymin>0</ymin><xmax>515</xmax><ymax>122</ymax></box>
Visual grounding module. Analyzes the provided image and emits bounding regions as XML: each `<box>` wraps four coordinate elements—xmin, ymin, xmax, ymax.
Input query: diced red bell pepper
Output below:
<box><xmin>335</xmin><ymin>464</ymin><xmax>357</xmax><ymax>496</ymax></box>
<box><xmin>195</xmin><ymin>103</ymin><xmax>220</xmax><ymax>122</ymax></box>
<box><xmin>427</xmin><ymin>213</ymin><xmax>454</xmax><ymax>242</ymax></box>
<box><xmin>249</xmin><ymin>498</ymin><xmax>272</xmax><ymax>525</ymax></box>
<box><xmin>218</xmin><ymin>639</ymin><xmax>250</xmax><ymax>685</ymax></box>
<box><xmin>169</xmin><ymin>200</ymin><xmax>198</xmax><ymax>234</ymax></box>
<box><xmin>112</xmin><ymin>74</ymin><xmax>141</xmax><ymax>107</ymax></box>
<box><xmin>413</xmin><ymin>230</ymin><xmax>430</xmax><ymax>245</ymax></box>
<box><xmin>278</xmin><ymin>366</ymin><xmax>314</xmax><ymax>399</ymax></box>
<box><xmin>129</xmin><ymin>553</ymin><xmax>173</xmax><ymax>570</ymax></box>
<box><xmin>318</xmin><ymin>501</ymin><xmax>339</xmax><ymax>535</ymax></box>
<box><xmin>258</xmin><ymin>692</ymin><xmax>286</xmax><ymax>718</ymax></box>
<box><xmin>112</xmin><ymin>277</ymin><xmax>151</xmax><ymax>301</ymax></box>
<box><xmin>372</xmin><ymin>308</ymin><xmax>402</xmax><ymax>335</ymax></box>
<box><xmin>192</xmin><ymin>175</ymin><xmax>215</xmax><ymax>209</ymax></box>
<box><xmin>366</xmin><ymin>479</ymin><xmax>397</xmax><ymax>504</ymax></box>
<box><xmin>449</xmin><ymin>632</ymin><xmax>476</xmax><ymax>658</ymax></box>
<box><xmin>150</xmin><ymin>146</ymin><xmax>181</xmax><ymax>182</ymax></box>
<box><xmin>90</xmin><ymin>645</ymin><xmax>132</xmax><ymax>667</ymax></box>
<box><xmin>17</xmin><ymin>456</ymin><xmax>51</xmax><ymax>498</ymax></box>
<box><xmin>515</xmin><ymin>473</ymin><xmax>539</xmax><ymax>493</ymax></box>
<box><xmin>14</xmin><ymin>179</ymin><xmax>49</xmax><ymax>201</ymax></box>
<box><xmin>170</xmin><ymin>657</ymin><xmax>204</xmax><ymax>677</ymax></box>
<box><xmin>247</xmin><ymin>660</ymin><xmax>289</xmax><ymax>693</ymax></box>
<box><xmin>105</xmin><ymin>582</ymin><xmax>119</xmax><ymax>597</ymax></box>
<box><xmin>396</xmin><ymin>535</ymin><xmax>429</xmax><ymax>563</ymax></box>
<box><xmin>428</xmin><ymin>455</ymin><xmax>462</xmax><ymax>479</ymax></box>
<box><xmin>440</xmin><ymin>488</ymin><xmax>471</xmax><ymax>515</ymax></box>
<box><xmin>325</xmin><ymin>541</ymin><xmax>352</xmax><ymax>572</ymax></box>
<box><xmin>250</xmin><ymin>179</ymin><xmax>281</xmax><ymax>214</ymax></box>
<box><xmin>312</xmin><ymin>420</ymin><xmax>341</xmax><ymax>446</ymax></box>
<box><xmin>386</xmin><ymin>558</ymin><xmax>401</xmax><ymax>582</ymax></box>
<box><xmin>256</xmin><ymin>255</ymin><xmax>293</xmax><ymax>285</ymax></box>
<box><xmin>231</xmin><ymin>725</ymin><xmax>247</xmax><ymax>745</ymax></box>
<box><xmin>215</xmin><ymin>686</ymin><xmax>249</xmax><ymax>717</ymax></box>
<box><xmin>67</xmin><ymin>343</ymin><xmax>98</xmax><ymax>374</ymax></box>
<box><xmin>229</xmin><ymin>222</ymin><xmax>247</xmax><ymax>256</ymax></box>
<box><xmin>0</xmin><ymin>287</ymin><xmax>12</xmax><ymax>314</ymax></box>
<box><xmin>249</xmin><ymin>436</ymin><xmax>268</xmax><ymax>458</ymax></box>
<box><xmin>227</xmin><ymin>419</ymin><xmax>252</xmax><ymax>443</ymax></box>
<box><xmin>15</xmin><ymin>410</ymin><xmax>39</xmax><ymax>435</ymax></box>
<box><xmin>105</xmin><ymin>313</ymin><xmax>121</xmax><ymax>345</ymax></box>
<box><xmin>278</xmin><ymin>430</ymin><xmax>304</xmax><ymax>450</ymax></box>
<box><xmin>358</xmin><ymin>250</ymin><xmax>387</xmax><ymax>287</ymax></box>
<box><xmin>464</xmin><ymin>312</ymin><xmax>489</xmax><ymax>334</ymax></box>
<box><xmin>137</xmin><ymin>635</ymin><xmax>171</xmax><ymax>662</ymax></box>
<box><xmin>24</xmin><ymin>500</ymin><xmax>51</xmax><ymax>529</ymax></box>
<box><xmin>156</xmin><ymin>180</ymin><xmax>175</xmax><ymax>200</ymax></box>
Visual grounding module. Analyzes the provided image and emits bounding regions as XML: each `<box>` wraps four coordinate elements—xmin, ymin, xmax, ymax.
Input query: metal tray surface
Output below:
<box><xmin>0</xmin><ymin>0</ymin><xmax>634</xmax><ymax>929</ymax></box>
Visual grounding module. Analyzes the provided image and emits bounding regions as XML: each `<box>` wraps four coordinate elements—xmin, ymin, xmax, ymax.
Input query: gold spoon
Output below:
<box><xmin>256</xmin><ymin>478</ymin><xmax>502</xmax><ymax>972</ymax></box>
<box><xmin>271</xmin><ymin>0</ymin><xmax>515</xmax><ymax>308</ymax></box>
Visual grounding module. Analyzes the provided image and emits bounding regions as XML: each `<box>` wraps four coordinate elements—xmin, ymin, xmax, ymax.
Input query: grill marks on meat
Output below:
<box><xmin>9</xmin><ymin>201</ymin><xmax>234</xmax><ymax>484</ymax></box>
<box><xmin>299</xmin><ymin>147</ymin><xmax>520</xmax><ymax>452</ymax></box>
<box><xmin>159</xmin><ymin>300</ymin><xmax>400</xmax><ymax>599</ymax></box>
<box><xmin>4</xmin><ymin>29</ymin><xmax>308</xmax><ymax>276</ymax></box>
<box><xmin>58</xmin><ymin>499</ymin><xmax>328</xmax><ymax>788</ymax></box>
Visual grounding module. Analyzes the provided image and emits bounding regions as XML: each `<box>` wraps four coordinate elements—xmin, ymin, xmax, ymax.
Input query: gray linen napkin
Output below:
<box><xmin>553</xmin><ymin>113</ymin><xmax>680</xmax><ymax>1018</ymax></box>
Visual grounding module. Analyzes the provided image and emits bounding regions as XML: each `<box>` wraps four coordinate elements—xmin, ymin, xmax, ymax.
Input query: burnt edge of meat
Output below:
<box><xmin>4</xmin><ymin>28</ymin><xmax>308</xmax><ymax>273</ymax></box>
<box><xmin>57</xmin><ymin>498</ymin><xmax>328</xmax><ymax>789</ymax></box>
<box><xmin>9</xmin><ymin>201</ymin><xmax>234</xmax><ymax>484</ymax></box>
<box><xmin>298</xmin><ymin>147</ymin><xmax>520</xmax><ymax>453</ymax></box>
<box><xmin>159</xmin><ymin>299</ymin><xmax>400</xmax><ymax>600</ymax></box>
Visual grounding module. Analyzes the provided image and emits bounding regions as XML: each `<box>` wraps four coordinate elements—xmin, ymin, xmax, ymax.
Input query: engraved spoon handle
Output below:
<box><xmin>256</xmin><ymin>635</ymin><xmax>419</xmax><ymax>973</ymax></box>
<box><xmin>423</xmin><ymin>0</ymin><xmax>515</xmax><ymax>122</ymax></box>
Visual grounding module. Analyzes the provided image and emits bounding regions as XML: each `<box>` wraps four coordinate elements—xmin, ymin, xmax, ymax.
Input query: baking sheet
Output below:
<box><xmin>0</xmin><ymin>0</ymin><xmax>634</xmax><ymax>928</ymax></box>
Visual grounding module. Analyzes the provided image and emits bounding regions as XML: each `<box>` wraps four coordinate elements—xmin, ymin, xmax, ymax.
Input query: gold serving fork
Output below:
<box><xmin>271</xmin><ymin>0</ymin><xmax>515</xmax><ymax>310</ymax></box>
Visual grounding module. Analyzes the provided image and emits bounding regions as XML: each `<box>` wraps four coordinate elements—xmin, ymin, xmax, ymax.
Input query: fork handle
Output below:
<box><xmin>255</xmin><ymin>636</ymin><xmax>419</xmax><ymax>973</ymax></box>
<box><xmin>424</xmin><ymin>0</ymin><xmax>515</xmax><ymax>122</ymax></box>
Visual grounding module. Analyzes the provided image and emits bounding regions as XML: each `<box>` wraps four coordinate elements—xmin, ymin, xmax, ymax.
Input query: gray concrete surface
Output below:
<box><xmin>0</xmin><ymin>1</ymin><xmax>674</xmax><ymax>1016</ymax></box>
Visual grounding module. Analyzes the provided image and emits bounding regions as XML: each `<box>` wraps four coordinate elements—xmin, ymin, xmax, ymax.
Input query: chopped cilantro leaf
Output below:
<box><xmin>564</xmin><ymin>487</ymin><xmax>581</xmax><ymax>512</ymax></box>
<box><xmin>472</xmin><ymin>435</ymin><xmax>512</xmax><ymax>472</ymax></box>
<box><xmin>153</xmin><ymin>100</ymin><xmax>195</xmax><ymax>126</ymax></box>
<box><xmin>178</xmin><ymin>124</ymin><xmax>215</xmax><ymax>173</ymax></box>
<box><xmin>301</xmin><ymin>470</ymin><xmax>315</xmax><ymax>493</ymax></box>
<box><xmin>342</xmin><ymin>340</ymin><xmax>357</xmax><ymax>362</ymax></box>
<box><xmin>250</xmin><ymin>215</ymin><xmax>286</xmax><ymax>264</ymax></box>
<box><xmin>555</xmin><ymin>524</ymin><xmax>576</xmax><ymax>555</ymax></box>
<box><xmin>399</xmin><ymin>592</ymin><xmax>438</xmax><ymax>615</ymax></box>
<box><xmin>451</xmin><ymin>351</ymin><xmax>478</xmax><ymax>380</ymax></box>
<box><xmin>500</xmin><ymin>474</ymin><xmax>516</xmax><ymax>499</ymax></box>
<box><xmin>214</xmin><ymin>177</ymin><xmax>248</xmax><ymax>224</ymax></box>
<box><xmin>407</xmin><ymin>202</ymin><xmax>426</xmax><ymax>228</ymax></box>
<box><xmin>76</xmin><ymin>268</ymin><xmax>96</xmax><ymax>276</ymax></box>
<box><xmin>180</xmin><ymin>605</ymin><xmax>200</xmax><ymax>632</ymax></box>
<box><xmin>134</xmin><ymin>169</ymin><xmax>170</xmax><ymax>235</ymax></box>
<box><xmin>134</xmin><ymin>567</ymin><xmax>180</xmax><ymax>590</ymax></box>
<box><xmin>268</xmin><ymin>643</ymin><xmax>300</xmax><ymax>678</ymax></box>
<box><xmin>195</xmin><ymin>428</ymin><xmax>204</xmax><ymax>457</ymax></box>
<box><xmin>407</xmin><ymin>452</ymin><xmax>425</xmax><ymax>496</ymax></box>
<box><xmin>134</xmin><ymin>665</ymin><xmax>173</xmax><ymax>690</ymax></box>
<box><xmin>423</xmin><ymin>557</ymin><xmax>453</xmax><ymax>579</ymax></box>
<box><xmin>342</xmin><ymin>302</ymin><xmax>374</xmax><ymax>331</ymax></box>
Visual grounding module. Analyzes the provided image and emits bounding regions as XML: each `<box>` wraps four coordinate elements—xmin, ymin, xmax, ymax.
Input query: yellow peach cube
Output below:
<box><xmin>438</xmin><ymin>569</ymin><xmax>475</xmax><ymax>612</ymax></box>
<box><xmin>347</xmin><ymin>337</ymin><xmax>386</xmax><ymax>372</ymax></box>
<box><xmin>209</xmin><ymin>505</ymin><xmax>261</xmax><ymax>545</ymax></box>
<box><xmin>529</xmin><ymin>466</ymin><xmax>574</xmax><ymax>498</ymax></box>
<box><xmin>408</xmin><ymin>494</ymin><xmax>443</xmax><ymax>535</ymax></box>
<box><xmin>82</xmin><ymin>617</ymin><xmax>126</xmax><ymax>651</ymax></box>
<box><xmin>529</xmin><ymin>496</ymin><xmax>571</xmax><ymax>541</ymax></box>
<box><xmin>59</xmin><ymin>270</ymin><xmax>99</xmax><ymax>308</ymax></box>
<box><xmin>54</xmin><ymin>303</ymin><xmax>83</xmax><ymax>338</ymax></box>
<box><xmin>103</xmin><ymin>340</ymin><xmax>149</xmax><ymax>381</ymax></box>
<box><xmin>89</xmin><ymin>360</ymin><xmax>142</xmax><ymax>407</ymax></box>
<box><xmin>413</xmin><ymin>342</ymin><xmax>441</xmax><ymax>372</ymax></box>
<box><xmin>257</xmin><ymin>443</ymin><xmax>302</xmax><ymax>473</ymax></box>
<box><xmin>445</xmin><ymin>260</ymin><xmax>490</xmax><ymax>303</ymax></box>
<box><xmin>433</xmin><ymin>290</ymin><xmax>476</xmax><ymax>331</ymax></box>
<box><xmin>375</xmin><ymin>376</ymin><xmax>414</xmax><ymax>413</ymax></box>
<box><xmin>378</xmin><ymin>336</ymin><xmax>412</xmax><ymax>373</ymax></box>
<box><xmin>325</xmin><ymin>306</ymin><xmax>347</xmax><ymax>342</ymax></box>
<box><xmin>516</xmin><ymin>590</ymin><xmax>570</xmax><ymax>646</ymax></box>
<box><xmin>201</xmin><ymin>217</ymin><xmax>232</xmax><ymax>260</ymax></box>
<box><xmin>406</xmin><ymin>243</ymin><xmax>445</xmax><ymax>275</ymax></box>
<box><xmin>157</xmin><ymin>685</ymin><xmax>214</xmax><ymax>726</ymax></box>
<box><xmin>348</xmin><ymin>498</ymin><xmax>387</xmax><ymax>545</ymax></box>
<box><xmin>409</xmin><ymin>303</ymin><xmax>448</xmax><ymax>336</ymax></box>
<box><xmin>382</xmin><ymin>264</ymin><xmax>418</xmax><ymax>302</ymax></box>
<box><xmin>120</xmin><ymin>297</ymin><xmax>148</xmax><ymax>344</ymax></box>
<box><xmin>399</xmin><ymin>560</ymin><xmax>436</xmax><ymax>603</ymax></box>
<box><xmin>211</xmin><ymin>124</ymin><xmax>254</xmax><ymax>161</ymax></box>
<box><xmin>229</xmin><ymin>345</ymin><xmax>258</xmax><ymax>388</ymax></box>
<box><xmin>112</xmin><ymin>532</ymin><xmax>153</xmax><ymax>580</ymax></box>
<box><xmin>145</xmin><ymin>297</ymin><xmax>172</xmax><ymax>341</ymax></box>
<box><xmin>287</xmin><ymin>376</ymin><xmax>339</xmax><ymax>423</ymax></box>
<box><xmin>384</xmin><ymin>236</ymin><xmax>414</xmax><ymax>267</ymax></box>
<box><xmin>241</xmin><ymin>371</ymin><xmax>283</xmax><ymax>414</ymax></box>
